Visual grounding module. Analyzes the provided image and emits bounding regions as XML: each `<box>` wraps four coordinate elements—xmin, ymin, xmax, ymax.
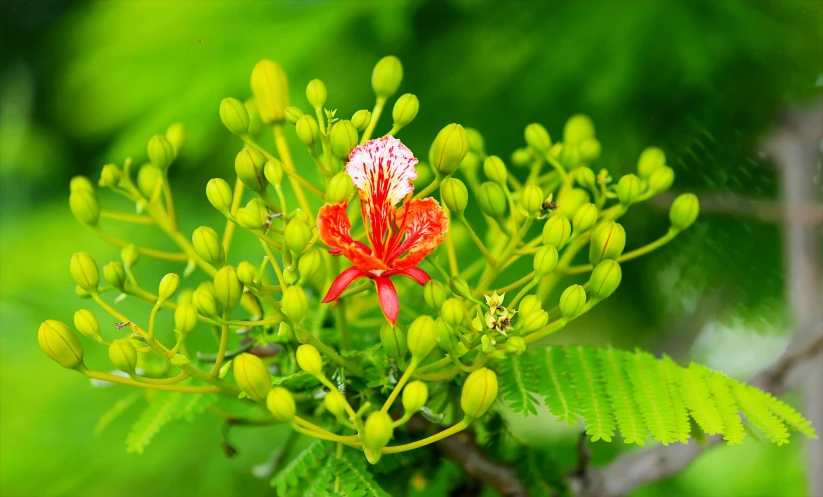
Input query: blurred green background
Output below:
<box><xmin>1</xmin><ymin>1</ymin><xmax>821</xmax><ymax>496</ymax></box>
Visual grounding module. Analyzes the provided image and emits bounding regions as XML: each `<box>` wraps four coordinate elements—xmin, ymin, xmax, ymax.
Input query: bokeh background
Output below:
<box><xmin>1</xmin><ymin>1</ymin><xmax>821</xmax><ymax>496</ymax></box>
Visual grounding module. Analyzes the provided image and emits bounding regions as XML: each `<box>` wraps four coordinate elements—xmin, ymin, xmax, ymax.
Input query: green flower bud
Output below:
<box><xmin>533</xmin><ymin>245</ymin><xmax>559</xmax><ymax>277</ymax></box>
<box><xmin>440</xmin><ymin>298</ymin><xmax>464</xmax><ymax>327</ymax></box>
<box><xmin>380</xmin><ymin>322</ymin><xmax>408</xmax><ymax>360</ymax></box>
<box><xmin>236</xmin><ymin>261</ymin><xmax>257</xmax><ymax>287</ymax></box>
<box><xmin>461</xmin><ymin>367</ymin><xmax>498</xmax><ymax>418</ymax></box>
<box><xmin>542</xmin><ymin>214</ymin><xmax>571</xmax><ymax>249</ymax></box>
<box><xmin>589</xmin><ymin>221</ymin><xmax>626</xmax><ymax>265</ymax></box>
<box><xmin>669</xmin><ymin>193</ymin><xmax>699</xmax><ymax>231</ymax></box>
<box><xmin>466</xmin><ymin>127</ymin><xmax>485</xmax><ymax>155</ymax></box>
<box><xmin>436</xmin><ymin>318</ymin><xmax>456</xmax><ymax>351</ymax></box>
<box><xmin>440</xmin><ymin>177</ymin><xmax>468</xmax><ymax>215</ymax></box>
<box><xmin>575</xmin><ymin>167</ymin><xmax>597</xmax><ymax>190</ymax></box>
<box><xmin>70</xmin><ymin>175</ymin><xmax>95</xmax><ymax>194</ymax></box>
<box><xmin>192</xmin><ymin>226</ymin><xmax>225</xmax><ymax>266</ymax></box>
<box><xmin>524</xmin><ymin>123</ymin><xmax>551</xmax><ymax>152</ymax></box>
<box><xmin>448</xmin><ymin>277</ymin><xmax>472</xmax><ymax>300</ymax></box>
<box><xmin>648</xmin><ymin>166</ymin><xmax>675</xmax><ymax>194</ymax></box>
<box><xmin>295</xmin><ymin>115</ymin><xmax>319</xmax><ymax>148</ymax></box>
<box><xmin>70</xmin><ymin>252</ymin><xmax>99</xmax><ymax>291</ymax></box>
<box><xmin>351</xmin><ymin>109</ymin><xmax>372</xmax><ymax>132</ymax></box>
<box><xmin>166</xmin><ymin>122</ymin><xmax>186</xmax><ymax>155</ymax></box>
<box><xmin>506</xmin><ymin>336</ymin><xmax>527</xmax><ymax>355</ymax></box>
<box><xmin>193</xmin><ymin>281</ymin><xmax>222</xmax><ymax>317</ymax></box>
<box><xmin>563</xmin><ymin>114</ymin><xmax>595</xmax><ymax>145</ymax></box>
<box><xmin>559</xmin><ymin>284</ymin><xmax>587</xmax><ymax>320</ymax></box>
<box><xmin>284</xmin><ymin>220</ymin><xmax>311</xmax><ymax>254</ymax></box>
<box><xmin>264</xmin><ymin>159</ymin><xmax>284</xmax><ymax>186</ymax></box>
<box><xmin>459</xmin><ymin>151</ymin><xmax>481</xmax><ymax>175</ymax></box>
<box><xmin>219</xmin><ymin>97</ymin><xmax>250</xmax><ymax>136</ymax></box>
<box><xmin>69</xmin><ymin>190</ymin><xmax>100</xmax><ymax>226</ymax></box>
<box><xmin>214</xmin><ymin>266</ymin><xmax>242</xmax><ymax>310</ymax></box>
<box><xmin>73</xmin><ymin>309</ymin><xmax>100</xmax><ymax>341</ymax></box>
<box><xmin>363</xmin><ymin>411</ymin><xmax>393</xmax><ymax>463</ymax></box>
<box><xmin>284</xmin><ymin>106</ymin><xmax>304</xmax><ymax>125</ymax></box>
<box><xmin>326</xmin><ymin>171</ymin><xmax>354</xmax><ymax>204</ymax></box>
<box><xmin>519</xmin><ymin>309</ymin><xmax>549</xmax><ymax>333</ymax></box>
<box><xmin>296</xmin><ymin>344</ymin><xmax>323</xmax><ymax>377</ymax></box>
<box><xmin>267</xmin><ymin>387</ymin><xmax>296</xmax><ymax>422</ymax></box>
<box><xmin>407</xmin><ymin>315</ymin><xmax>437</xmax><ymax>360</ymax></box>
<box><xmin>98</xmin><ymin>164</ymin><xmax>122</xmax><ymax>188</ymax></box>
<box><xmin>297</xmin><ymin>249</ymin><xmax>322</xmax><ymax>278</ymax></box>
<box><xmin>137</xmin><ymin>164</ymin><xmax>162</xmax><ymax>198</ymax></box>
<box><xmin>305</xmin><ymin>79</ymin><xmax>327</xmax><ymax>110</ymax></box>
<box><xmin>556</xmin><ymin>188</ymin><xmax>590</xmax><ymax>218</ymax></box>
<box><xmin>236</xmin><ymin>198</ymin><xmax>269</xmax><ymax>230</ymax></box>
<box><xmin>579</xmin><ymin>138</ymin><xmax>601</xmax><ymax>163</ymax></box>
<box><xmin>559</xmin><ymin>143</ymin><xmax>581</xmax><ymax>169</ymax></box>
<box><xmin>402</xmin><ymin>380</ymin><xmax>429</xmax><ymax>413</ymax></box>
<box><xmin>572</xmin><ymin>203</ymin><xmax>599</xmax><ymax>233</ymax></box>
<box><xmin>323</xmin><ymin>389</ymin><xmax>348</xmax><ymax>418</ymax></box>
<box><xmin>121</xmin><ymin>244</ymin><xmax>140</xmax><ymax>269</ymax></box>
<box><xmin>522</xmin><ymin>184</ymin><xmax>544</xmax><ymax>214</ymax></box>
<box><xmin>157</xmin><ymin>273</ymin><xmax>180</xmax><ymax>303</ymax></box>
<box><xmin>518</xmin><ymin>295</ymin><xmax>542</xmax><ymax>316</ymax></box>
<box><xmin>637</xmin><ymin>146</ymin><xmax>666</xmax><ymax>178</ymax></box>
<box><xmin>235</xmin><ymin>148</ymin><xmax>268</xmax><ymax>194</ymax></box>
<box><xmin>282</xmin><ymin>286</ymin><xmax>309</xmax><ymax>322</ymax></box>
<box><xmin>477</xmin><ymin>182</ymin><xmax>507</xmax><ymax>218</ymax></box>
<box><xmin>483</xmin><ymin>156</ymin><xmax>507</xmax><ymax>185</ymax></box>
<box><xmin>147</xmin><ymin>134</ymin><xmax>174</xmax><ymax>170</ymax></box>
<box><xmin>329</xmin><ymin>120</ymin><xmax>358</xmax><ymax>159</ymax></box>
<box><xmin>103</xmin><ymin>261</ymin><xmax>126</xmax><ymax>290</ymax></box>
<box><xmin>233</xmin><ymin>352</ymin><xmax>271</xmax><ymax>401</ymax></box>
<box><xmin>616</xmin><ymin>174</ymin><xmax>642</xmax><ymax>205</ymax></box>
<box><xmin>589</xmin><ymin>260</ymin><xmax>622</xmax><ymax>301</ymax></box>
<box><xmin>392</xmin><ymin>93</ymin><xmax>419</xmax><ymax>129</ymax></box>
<box><xmin>245</xmin><ymin>98</ymin><xmax>263</xmax><ymax>136</ymax></box>
<box><xmin>511</xmin><ymin>147</ymin><xmax>533</xmax><ymax>167</ymax></box>
<box><xmin>177</xmin><ymin>289</ymin><xmax>194</xmax><ymax>306</ymax></box>
<box><xmin>371</xmin><ymin>55</ymin><xmax>403</xmax><ymax>99</ymax></box>
<box><xmin>423</xmin><ymin>280</ymin><xmax>448</xmax><ymax>309</ymax></box>
<box><xmin>39</xmin><ymin>320</ymin><xmax>84</xmax><ymax>369</ymax></box>
<box><xmin>251</xmin><ymin>60</ymin><xmax>289</xmax><ymax>124</ymax></box>
<box><xmin>206</xmin><ymin>178</ymin><xmax>233</xmax><ymax>213</ymax></box>
<box><xmin>109</xmin><ymin>338</ymin><xmax>137</xmax><ymax>374</ymax></box>
<box><xmin>429</xmin><ymin>123</ymin><xmax>469</xmax><ymax>175</ymax></box>
<box><xmin>174</xmin><ymin>303</ymin><xmax>198</xmax><ymax>334</ymax></box>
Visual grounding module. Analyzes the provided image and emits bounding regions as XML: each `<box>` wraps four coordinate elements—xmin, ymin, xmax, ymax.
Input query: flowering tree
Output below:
<box><xmin>40</xmin><ymin>56</ymin><xmax>815</xmax><ymax>496</ymax></box>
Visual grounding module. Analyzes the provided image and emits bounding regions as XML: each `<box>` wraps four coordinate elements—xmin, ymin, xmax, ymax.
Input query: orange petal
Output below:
<box><xmin>317</xmin><ymin>202</ymin><xmax>389</xmax><ymax>272</ymax></box>
<box><xmin>390</xmin><ymin>198</ymin><xmax>449</xmax><ymax>270</ymax></box>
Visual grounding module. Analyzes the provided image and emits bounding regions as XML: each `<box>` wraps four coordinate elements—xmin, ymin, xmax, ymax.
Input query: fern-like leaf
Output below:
<box><xmin>732</xmin><ymin>382</ymin><xmax>790</xmax><ymax>445</ymax></box>
<box><xmin>770</xmin><ymin>398</ymin><xmax>818</xmax><ymax>440</ymax></box>
<box><xmin>568</xmin><ymin>346</ymin><xmax>615</xmax><ymax>442</ymax></box>
<box><xmin>271</xmin><ymin>440</ymin><xmax>329</xmax><ymax>495</ymax></box>
<box><xmin>94</xmin><ymin>391</ymin><xmax>141</xmax><ymax>436</ymax></box>
<box><xmin>540</xmin><ymin>347</ymin><xmax>581</xmax><ymax>425</ymax></box>
<box><xmin>706</xmin><ymin>371</ymin><xmax>745</xmax><ymax>445</ymax></box>
<box><xmin>661</xmin><ymin>356</ymin><xmax>691</xmax><ymax>444</ymax></box>
<box><xmin>332</xmin><ymin>454</ymin><xmax>392</xmax><ymax>497</ymax></box>
<box><xmin>516</xmin><ymin>448</ymin><xmax>569</xmax><ymax>497</ymax></box>
<box><xmin>626</xmin><ymin>349</ymin><xmax>676</xmax><ymax>445</ymax></box>
<box><xmin>125</xmin><ymin>392</ymin><xmax>184</xmax><ymax>453</ymax></box>
<box><xmin>499</xmin><ymin>351</ymin><xmax>541</xmax><ymax>416</ymax></box>
<box><xmin>681</xmin><ymin>363</ymin><xmax>724</xmax><ymax>435</ymax></box>
<box><xmin>598</xmin><ymin>347</ymin><xmax>648</xmax><ymax>445</ymax></box>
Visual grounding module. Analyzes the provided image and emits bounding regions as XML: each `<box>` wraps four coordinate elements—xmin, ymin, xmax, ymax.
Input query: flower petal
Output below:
<box><xmin>389</xmin><ymin>198</ymin><xmax>449</xmax><ymax>270</ymax></box>
<box><xmin>317</xmin><ymin>202</ymin><xmax>388</xmax><ymax>272</ymax></box>
<box><xmin>390</xmin><ymin>267</ymin><xmax>431</xmax><ymax>286</ymax></box>
<box><xmin>322</xmin><ymin>267</ymin><xmax>370</xmax><ymax>303</ymax></box>
<box><xmin>346</xmin><ymin>136</ymin><xmax>418</xmax><ymax>207</ymax></box>
<box><xmin>374</xmin><ymin>277</ymin><xmax>400</xmax><ymax>325</ymax></box>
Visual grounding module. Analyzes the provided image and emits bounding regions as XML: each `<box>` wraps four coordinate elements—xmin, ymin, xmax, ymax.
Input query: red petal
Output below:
<box><xmin>374</xmin><ymin>277</ymin><xmax>400</xmax><ymax>325</ymax></box>
<box><xmin>322</xmin><ymin>267</ymin><xmax>369</xmax><ymax>303</ymax></box>
<box><xmin>391</xmin><ymin>267</ymin><xmax>431</xmax><ymax>286</ymax></box>
<box><xmin>317</xmin><ymin>202</ymin><xmax>388</xmax><ymax>272</ymax></box>
<box><xmin>390</xmin><ymin>198</ymin><xmax>449</xmax><ymax>270</ymax></box>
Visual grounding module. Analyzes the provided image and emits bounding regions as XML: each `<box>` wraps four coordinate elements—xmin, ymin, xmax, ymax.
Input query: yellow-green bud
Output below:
<box><xmin>70</xmin><ymin>175</ymin><xmax>95</xmax><ymax>194</ymax></box>
<box><xmin>466</xmin><ymin>127</ymin><xmax>485</xmax><ymax>155</ymax></box>
<box><xmin>575</xmin><ymin>167</ymin><xmax>597</xmax><ymax>190</ymax></box>
<box><xmin>669</xmin><ymin>193</ymin><xmax>699</xmax><ymax>231</ymax></box>
<box><xmin>177</xmin><ymin>288</ymin><xmax>194</xmax><ymax>306</ymax></box>
<box><xmin>392</xmin><ymin>93</ymin><xmax>419</xmax><ymax>129</ymax></box>
<box><xmin>380</xmin><ymin>322</ymin><xmax>408</xmax><ymax>360</ymax></box>
<box><xmin>440</xmin><ymin>177</ymin><xmax>468</xmax><ymax>215</ymax></box>
<box><xmin>440</xmin><ymin>298</ymin><xmax>464</xmax><ymax>327</ymax></box>
<box><xmin>518</xmin><ymin>295</ymin><xmax>542</xmax><ymax>316</ymax></box>
<box><xmin>267</xmin><ymin>387</ymin><xmax>296</xmax><ymax>422</ymax></box>
<box><xmin>69</xmin><ymin>190</ymin><xmax>100</xmax><ymax>226</ymax></box>
<box><xmin>214</xmin><ymin>266</ymin><xmax>242</xmax><ymax>310</ymax></box>
<box><xmin>121</xmin><ymin>244</ymin><xmax>140</xmax><ymax>269</ymax></box>
<box><xmin>295</xmin><ymin>115</ymin><xmax>319</xmax><ymax>148</ymax></box>
<box><xmin>329</xmin><ymin>120</ymin><xmax>358</xmax><ymax>159</ymax></box>
<box><xmin>506</xmin><ymin>336</ymin><xmax>527</xmax><ymax>355</ymax></box>
<box><xmin>436</xmin><ymin>318</ymin><xmax>455</xmax><ymax>351</ymax></box>
<box><xmin>147</xmin><ymin>134</ymin><xmax>174</xmax><ymax>170</ymax></box>
<box><xmin>284</xmin><ymin>220</ymin><xmax>311</xmax><ymax>254</ymax></box>
<box><xmin>637</xmin><ymin>146</ymin><xmax>666</xmax><ymax>178</ymax></box>
<box><xmin>284</xmin><ymin>106</ymin><xmax>304</xmax><ymax>125</ymax></box>
<box><xmin>236</xmin><ymin>198</ymin><xmax>269</xmax><ymax>230</ymax></box>
<box><xmin>233</xmin><ymin>352</ymin><xmax>272</xmax><ymax>401</ymax></box>
<box><xmin>73</xmin><ymin>309</ymin><xmax>100</xmax><ymax>340</ymax></box>
<box><xmin>461</xmin><ymin>367</ymin><xmax>498</xmax><ymax>418</ymax></box>
<box><xmin>572</xmin><ymin>203</ymin><xmax>599</xmax><ymax>233</ymax></box>
<box><xmin>363</xmin><ymin>411</ymin><xmax>393</xmax><ymax>463</ymax></box>
<box><xmin>323</xmin><ymin>389</ymin><xmax>347</xmax><ymax>417</ymax></box>
<box><xmin>534</xmin><ymin>245</ymin><xmax>559</xmax><ymax>277</ymax></box>
<box><xmin>648</xmin><ymin>166</ymin><xmax>674</xmax><ymax>194</ymax></box>
<box><xmin>70</xmin><ymin>252</ymin><xmax>99</xmax><ymax>291</ymax></box>
<box><xmin>326</xmin><ymin>172</ymin><xmax>354</xmax><ymax>204</ymax></box>
<box><xmin>245</xmin><ymin>98</ymin><xmax>263</xmax><ymax>136</ymax></box>
<box><xmin>542</xmin><ymin>214</ymin><xmax>571</xmax><ymax>249</ymax></box>
<box><xmin>282</xmin><ymin>286</ymin><xmax>309</xmax><ymax>322</ymax></box>
<box><xmin>511</xmin><ymin>147</ymin><xmax>533</xmax><ymax>167</ymax></box>
<box><xmin>448</xmin><ymin>277</ymin><xmax>472</xmax><ymax>300</ymax></box>
<box><xmin>579</xmin><ymin>138</ymin><xmax>601</xmax><ymax>163</ymax></box>
<box><xmin>559</xmin><ymin>143</ymin><xmax>580</xmax><ymax>169</ymax></box>
<box><xmin>219</xmin><ymin>97</ymin><xmax>250</xmax><ymax>136</ymax></box>
<box><xmin>589</xmin><ymin>221</ymin><xmax>626</xmax><ymax>265</ymax></box>
<box><xmin>192</xmin><ymin>226</ymin><xmax>225</xmax><ymax>266</ymax></box>
<box><xmin>158</xmin><ymin>273</ymin><xmax>180</xmax><ymax>303</ymax></box>
<box><xmin>297</xmin><ymin>249</ymin><xmax>322</xmax><ymax>278</ymax></box>
<box><xmin>166</xmin><ymin>122</ymin><xmax>186</xmax><ymax>155</ymax></box>
<box><xmin>264</xmin><ymin>159</ymin><xmax>284</xmax><ymax>186</ymax></box>
<box><xmin>524</xmin><ymin>123</ymin><xmax>551</xmax><ymax>152</ymax></box>
<box><xmin>460</xmin><ymin>152</ymin><xmax>481</xmax><ymax>175</ymax></box>
<box><xmin>429</xmin><ymin>123</ymin><xmax>469</xmax><ymax>175</ymax></box>
<box><xmin>371</xmin><ymin>55</ymin><xmax>403</xmax><ymax>99</ymax></box>
<box><xmin>206</xmin><ymin>178</ymin><xmax>233</xmax><ymax>213</ymax></box>
<box><xmin>423</xmin><ymin>280</ymin><xmax>448</xmax><ymax>309</ymax></box>
<box><xmin>137</xmin><ymin>164</ymin><xmax>162</xmax><ymax>198</ymax></box>
<box><xmin>519</xmin><ymin>308</ymin><xmax>548</xmax><ymax>333</ymax></box>
<box><xmin>98</xmin><ymin>164</ymin><xmax>122</xmax><ymax>188</ymax></box>
<box><xmin>477</xmin><ymin>182</ymin><xmax>507</xmax><ymax>218</ymax></box>
<box><xmin>39</xmin><ymin>320</ymin><xmax>84</xmax><ymax>369</ymax></box>
<box><xmin>563</xmin><ymin>114</ymin><xmax>595</xmax><ymax>145</ymax></box>
<box><xmin>174</xmin><ymin>303</ymin><xmax>198</xmax><ymax>334</ymax></box>
<box><xmin>556</xmin><ymin>188</ymin><xmax>590</xmax><ymax>218</ymax></box>
<box><xmin>559</xmin><ymin>284</ymin><xmax>587</xmax><ymax>320</ymax></box>
<box><xmin>407</xmin><ymin>315</ymin><xmax>437</xmax><ymax>360</ymax></box>
<box><xmin>103</xmin><ymin>261</ymin><xmax>126</xmax><ymax>290</ymax></box>
<box><xmin>109</xmin><ymin>338</ymin><xmax>137</xmax><ymax>374</ymax></box>
<box><xmin>522</xmin><ymin>184</ymin><xmax>544</xmax><ymax>214</ymax></box>
<box><xmin>235</xmin><ymin>148</ymin><xmax>268</xmax><ymax>194</ymax></box>
<box><xmin>402</xmin><ymin>381</ymin><xmax>429</xmax><ymax>413</ymax></box>
<box><xmin>251</xmin><ymin>60</ymin><xmax>289</xmax><ymax>124</ymax></box>
<box><xmin>589</xmin><ymin>260</ymin><xmax>622</xmax><ymax>301</ymax></box>
<box><xmin>193</xmin><ymin>281</ymin><xmax>222</xmax><ymax>317</ymax></box>
<box><xmin>296</xmin><ymin>344</ymin><xmax>323</xmax><ymax>377</ymax></box>
<box><xmin>483</xmin><ymin>155</ymin><xmax>507</xmax><ymax>184</ymax></box>
<box><xmin>236</xmin><ymin>261</ymin><xmax>257</xmax><ymax>287</ymax></box>
<box><xmin>616</xmin><ymin>174</ymin><xmax>642</xmax><ymax>205</ymax></box>
<box><xmin>351</xmin><ymin>109</ymin><xmax>371</xmax><ymax>132</ymax></box>
<box><xmin>305</xmin><ymin>79</ymin><xmax>327</xmax><ymax>110</ymax></box>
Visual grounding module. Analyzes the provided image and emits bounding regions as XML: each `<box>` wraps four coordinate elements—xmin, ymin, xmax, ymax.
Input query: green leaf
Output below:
<box><xmin>94</xmin><ymin>391</ymin><xmax>142</xmax><ymax>436</ymax></box>
<box><xmin>707</xmin><ymin>371</ymin><xmax>746</xmax><ymax>445</ymax></box>
<box><xmin>270</xmin><ymin>440</ymin><xmax>329</xmax><ymax>495</ymax></box>
<box><xmin>661</xmin><ymin>356</ymin><xmax>691</xmax><ymax>444</ymax></box>
<box><xmin>769</xmin><ymin>397</ymin><xmax>818</xmax><ymax>440</ymax></box>
<box><xmin>598</xmin><ymin>347</ymin><xmax>648</xmax><ymax>445</ymax></box>
<box><xmin>499</xmin><ymin>351</ymin><xmax>541</xmax><ymax>416</ymax></box>
<box><xmin>732</xmin><ymin>381</ymin><xmax>789</xmax><ymax>446</ymax></box>
<box><xmin>125</xmin><ymin>392</ymin><xmax>185</xmax><ymax>454</ymax></box>
<box><xmin>539</xmin><ymin>346</ymin><xmax>581</xmax><ymax>425</ymax></box>
<box><xmin>331</xmin><ymin>454</ymin><xmax>392</xmax><ymax>497</ymax></box>
<box><xmin>626</xmin><ymin>349</ymin><xmax>676</xmax><ymax>445</ymax></box>
<box><xmin>568</xmin><ymin>346</ymin><xmax>615</xmax><ymax>442</ymax></box>
<box><xmin>681</xmin><ymin>363</ymin><xmax>725</xmax><ymax>436</ymax></box>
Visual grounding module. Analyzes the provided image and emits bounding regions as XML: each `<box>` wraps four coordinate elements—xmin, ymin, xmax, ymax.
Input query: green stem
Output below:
<box><xmin>382</xmin><ymin>417</ymin><xmax>471</xmax><ymax>454</ymax></box>
<box><xmin>360</xmin><ymin>97</ymin><xmax>386</xmax><ymax>144</ymax></box>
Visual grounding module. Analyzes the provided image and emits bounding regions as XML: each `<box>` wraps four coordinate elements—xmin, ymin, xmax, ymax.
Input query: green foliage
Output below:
<box><xmin>498</xmin><ymin>353</ymin><xmax>541</xmax><ymax>416</ymax></box>
<box><xmin>270</xmin><ymin>440</ymin><xmax>329</xmax><ymax>496</ymax></box>
<box><xmin>125</xmin><ymin>392</ymin><xmax>215</xmax><ymax>453</ymax></box>
<box><xmin>515</xmin><ymin>447</ymin><xmax>570</xmax><ymax>497</ymax></box>
<box><xmin>327</xmin><ymin>454</ymin><xmax>393</xmax><ymax>497</ymax></box>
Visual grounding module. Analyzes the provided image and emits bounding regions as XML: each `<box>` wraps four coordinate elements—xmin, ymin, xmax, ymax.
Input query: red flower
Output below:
<box><xmin>317</xmin><ymin>136</ymin><xmax>449</xmax><ymax>324</ymax></box>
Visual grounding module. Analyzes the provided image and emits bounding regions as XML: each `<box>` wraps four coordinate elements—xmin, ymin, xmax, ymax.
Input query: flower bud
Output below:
<box><xmin>533</xmin><ymin>245</ymin><xmax>559</xmax><ymax>277</ymax></box>
<box><xmin>466</xmin><ymin>127</ymin><xmax>485</xmax><ymax>155</ymax></box>
<box><xmin>521</xmin><ymin>184</ymin><xmax>544</xmax><ymax>214</ymax></box>
<box><xmin>264</xmin><ymin>159</ymin><xmax>284</xmax><ymax>186</ymax></box>
<box><xmin>363</xmin><ymin>411</ymin><xmax>393</xmax><ymax>462</ymax></box>
<box><xmin>461</xmin><ymin>368</ymin><xmax>498</xmax><ymax>418</ymax></box>
<box><xmin>429</xmin><ymin>124</ymin><xmax>469</xmax><ymax>175</ymax></box>
<box><xmin>616</xmin><ymin>174</ymin><xmax>641</xmax><ymax>205</ymax></box>
<box><xmin>477</xmin><ymin>182</ymin><xmax>507</xmax><ymax>218</ymax></box>
<box><xmin>214</xmin><ymin>266</ymin><xmax>242</xmax><ymax>310</ymax></box>
<box><xmin>219</xmin><ymin>97</ymin><xmax>250</xmax><ymax>136</ymax></box>
<box><xmin>407</xmin><ymin>315</ymin><xmax>437</xmax><ymax>360</ymax></box>
<box><xmin>351</xmin><ymin>109</ymin><xmax>371</xmax><ymax>132</ymax></box>
<box><xmin>392</xmin><ymin>93</ymin><xmax>419</xmax><ymax>129</ymax></box>
<box><xmin>402</xmin><ymin>381</ymin><xmax>429</xmax><ymax>413</ymax></box>
<box><xmin>233</xmin><ymin>352</ymin><xmax>272</xmax><ymax>401</ymax></box>
<box><xmin>579</xmin><ymin>138</ymin><xmax>601</xmax><ymax>163</ymax></box>
<box><xmin>556</xmin><ymin>188</ymin><xmax>590</xmax><ymax>218</ymax></box>
<box><xmin>70</xmin><ymin>175</ymin><xmax>95</xmax><ymax>194</ymax></box>
<box><xmin>297</xmin><ymin>249</ymin><xmax>322</xmax><ymax>278</ymax></box>
<box><xmin>648</xmin><ymin>166</ymin><xmax>674</xmax><ymax>194</ymax></box>
<box><xmin>177</xmin><ymin>289</ymin><xmax>194</xmax><ymax>306</ymax></box>
<box><xmin>423</xmin><ymin>280</ymin><xmax>448</xmax><ymax>309</ymax></box>
<box><xmin>519</xmin><ymin>308</ymin><xmax>548</xmax><ymax>333</ymax></box>
<box><xmin>157</xmin><ymin>273</ymin><xmax>180</xmax><ymax>303</ymax></box>
<box><xmin>282</xmin><ymin>285</ymin><xmax>309</xmax><ymax>322</ymax></box>
<box><xmin>511</xmin><ymin>147</ymin><xmax>533</xmax><ymax>167</ymax></box>
<box><xmin>70</xmin><ymin>252</ymin><xmax>99</xmax><ymax>291</ymax></box>
<box><xmin>295</xmin><ymin>115</ymin><xmax>319</xmax><ymax>148</ymax></box>
<box><xmin>326</xmin><ymin>171</ymin><xmax>355</xmax><ymax>204</ymax></box>
<box><xmin>589</xmin><ymin>221</ymin><xmax>626</xmax><ymax>265</ymax></box>
<box><xmin>205</xmin><ymin>178</ymin><xmax>232</xmax><ymax>214</ymax></box>
<box><xmin>296</xmin><ymin>344</ymin><xmax>323</xmax><ymax>377</ymax></box>
<box><xmin>121</xmin><ymin>244</ymin><xmax>140</xmax><ymax>269</ymax></box>
<box><xmin>322</xmin><ymin>389</ymin><xmax>347</xmax><ymax>418</ymax></box>
<box><xmin>73</xmin><ymin>309</ymin><xmax>100</xmax><ymax>341</ymax></box>
<box><xmin>329</xmin><ymin>120</ymin><xmax>358</xmax><ymax>159</ymax></box>
<box><xmin>559</xmin><ymin>284</ymin><xmax>587</xmax><ymax>320</ymax></box>
<box><xmin>575</xmin><ymin>167</ymin><xmax>597</xmax><ymax>190</ymax></box>
<box><xmin>284</xmin><ymin>220</ymin><xmax>311</xmax><ymax>254</ymax></box>
<box><xmin>436</xmin><ymin>318</ymin><xmax>456</xmax><ymax>351</ymax></box>
<box><xmin>637</xmin><ymin>146</ymin><xmax>666</xmax><ymax>179</ymax></box>
<box><xmin>518</xmin><ymin>295</ymin><xmax>542</xmax><ymax>316</ymax></box>
<box><xmin>137</xmin><ymin>164</ymin><xmax>162</xmax><ymax>198</ymax></box>
<box><xmin>69</xmin><ymin>190</ymin><xmax>100</xmax><ymax>226</ymax></box>
<box><xmin>147</xmin><ymin>134</ymin><xmax>174</xmax><ymax>170</ymax></box>
<box><xmin>235</xmin><ymin>148</ymin><xmax>268</xmax><ymax>194</ymax></box>
<box><xmin>572</xmin><ymin>203</ymin><xmax>599</xmax><ymax>233</ymax></box>
<box><xmin>524</xmin><ymin>123</ymin><xmax>551</xmax><ymax>152</ymax></box>
<box><xmin>245</xmin><ymin>98</ymin><xmax>263</xmax><ymax>136</ymax></box>
<box><xmin>542</xmin><ymin>214</ymin><xmax>571</xmax><ymax>249</ymax></box>
<box><xmin>194</xmin><ymin>281</ymin><xmax>222</xmax><ymax>317</ymax></box>
<box><xmin>440</xmin><ymin>177</ymin><xmax>468</xmax><ymax>215</ymax></box>
<box><xmin>192</xmin><ymin>226</ymin><xmax>225</xmax><ymax>266</ymax></box>
<box><xmin>284</xmin><ymin>106</ymin><xmax>304</xmax><ymax>125</ymax></box>
<box><xmin>236</xmin><ymin>261</ymin><xmax>257</xmax><ymax>287</ymax></box>
<box><xmin>236</xmin><ymin>203</ymin><xmax>266</xmax><ymax>230</ymax></box>
<box><xmin>98</xmin><ymin>164</ymin><xmax>122</xmax><ymax>188</ymax></box>
<box><xmin>380</xmin><ymin>322</ymin><xmax>408</xmax><ymax>360</ymax></box>
<box><xmin>669</xmin><ymin>193</ymin><xmax>699</xmax><ymax>231</ymax></box>
<box><xmin>38</xmin><ymin>320</ymin><xmax>84</xmax><ymax>369</ymax></box>
<box><xmin>174</xmin><ymin>303</ymin><xmax>198</xmax><ymax>334</ymax></box>
<box><xmin>589</xmin><ymin>260</ymin><xmax>622</xmax><ymax>301</ymax></box>
<box><xmin>483</xmin><ymin>155</ymin><xmax>507</xmax><ymax>184</ymax></box>
<box><xmin>440</xmin><ymin>298</ymin><xmax>464</xmax><ymax>327</ymax></box>
<box><xmin>563</xmin><ymin>114</ymin><xmax>595</xmax><ymax>145</ymax></box>
<box><xmin>166</xmin><ymin>122</ymin><xmax>186</xmax><ymax>155</ymax></box>
<box><xmin>251</xmin><ymin>60</ymin><xmax>289</xmax><ymax>124</ymax></box>
<box><xmin>460</xmin><ymin>152</ymin><xmax>481</xmax><ymax>175</ymax></box>
<box><xmin>109</xmin><ymin>338</ymin><xmax>138</xmax><ymax>374</ymax></box>
<box><xmin>448</xmin><ymin>277</ymin><xmax>472</xmax><ymax>300</ymax></box>
<box><xmin>267</xmin><ymin>387</ymin><xmax>296</xmax><ymax>422</ymax></box>
<box><xmin>371</xmin><ymin>55</ymin><xmax>403</xmax><ymax>99</ymax></box>
<box><xmin>103</xmin><ymin>261</ymin><xmax>126</xmax><ymax>290</ymax></box>
<box><xmin>305</xmin><ymin>79</ymin><xmax>327</xmax><ymax>110</ymax></box>
<box><xmin>506</xmin><ymin>336</ymin><xmax>527</xmax><ymax>355</ymax></box>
